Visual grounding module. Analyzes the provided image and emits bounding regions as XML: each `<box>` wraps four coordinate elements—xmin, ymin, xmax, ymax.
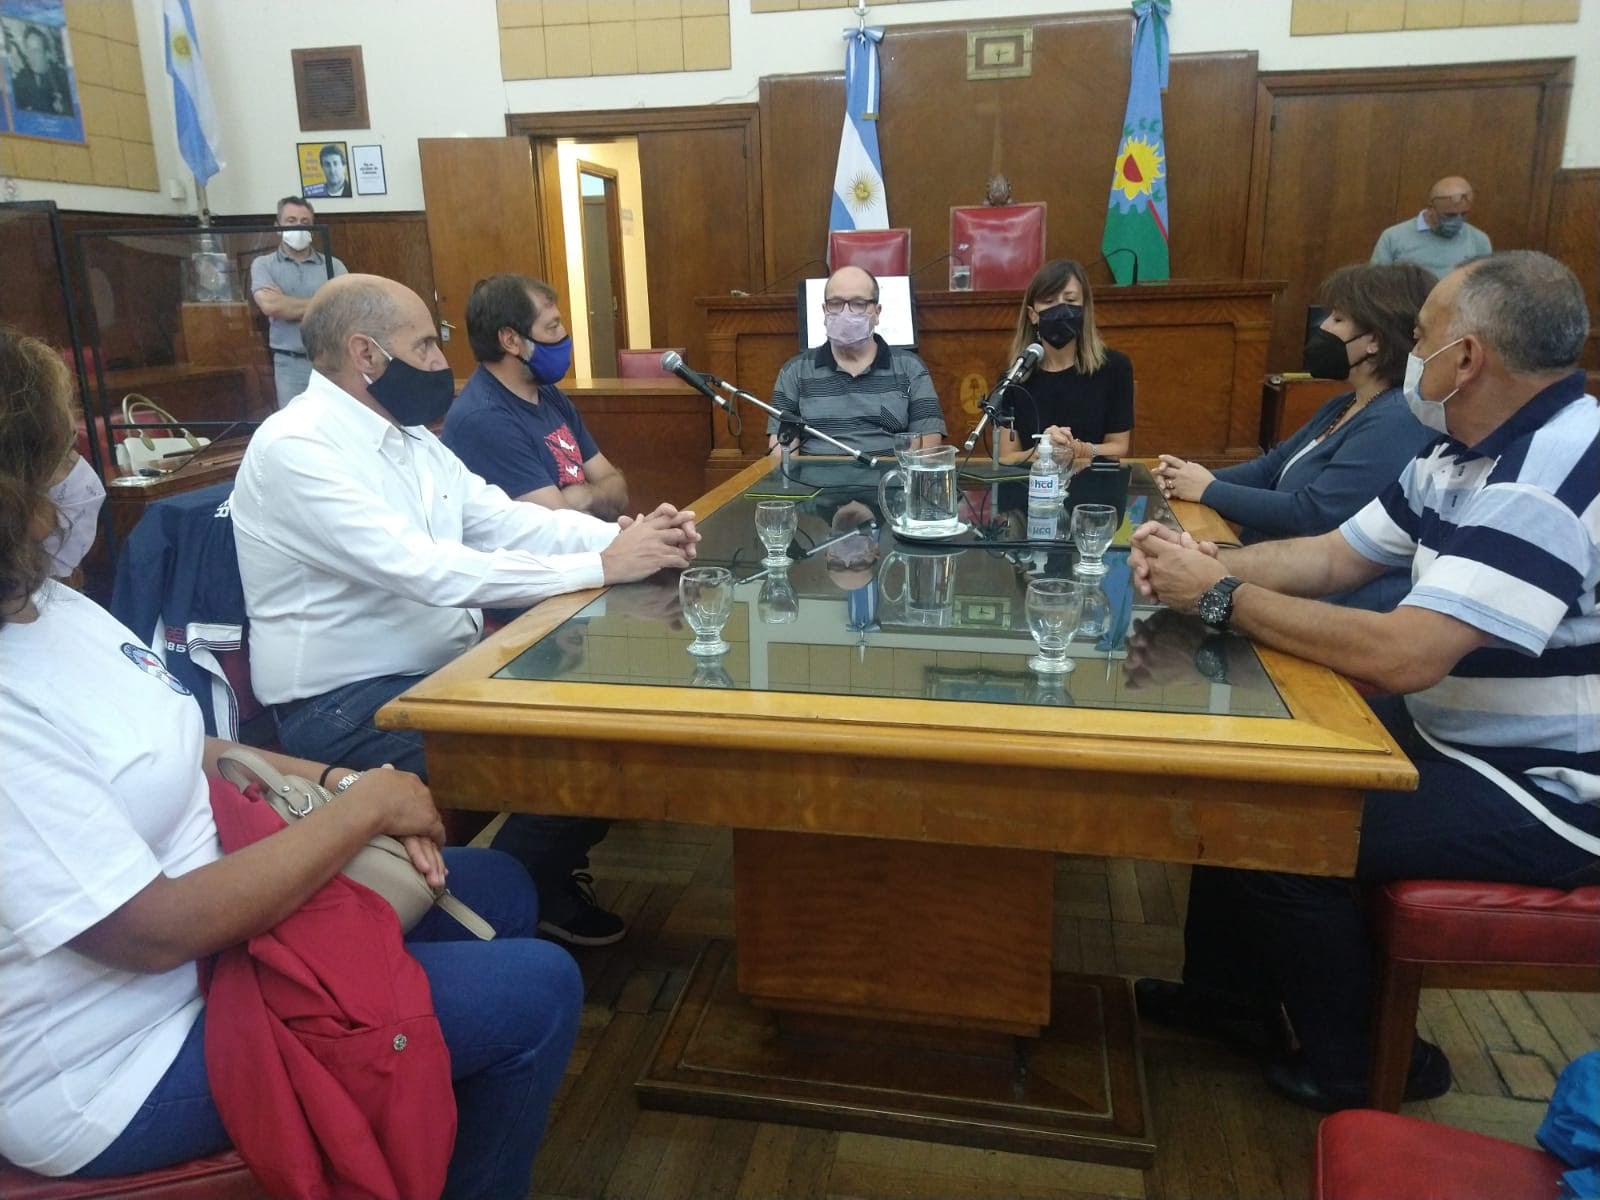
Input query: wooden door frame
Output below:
<box><xmin>575</xmin><ymin>158</ymin><xmax>630</xmax><ymax>372</ymax></box>
<box><xmin>506</xmin><ymin>105</ymin><xmax>765</xmax><ymax>301</ymax></box>
<box><xmin>1241</xmin><ymin>58</ymin><xmax>1573</xmax><ymax>277</ymax></box>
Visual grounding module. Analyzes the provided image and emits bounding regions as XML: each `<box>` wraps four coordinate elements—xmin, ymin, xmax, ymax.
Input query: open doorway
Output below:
<box><xmin>576</xmin><ymin>162</ymin><xmax>628</xmax><ymax>379</ymax></box>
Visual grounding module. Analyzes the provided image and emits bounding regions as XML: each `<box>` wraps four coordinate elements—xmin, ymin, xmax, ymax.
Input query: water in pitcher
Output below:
<box><xmin>903</xmin><ymin>457</ymin><xmax>958</xmax><ymax>531</ymax></box>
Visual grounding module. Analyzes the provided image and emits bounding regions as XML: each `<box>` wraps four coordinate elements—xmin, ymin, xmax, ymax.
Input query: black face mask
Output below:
<box><xmin>1035</xmin><ymin>303</ymin><xmax>1085</xmax><ymax>349</ymax></box>
<box><xmin>363</xmin><ymin>336</ymin><xmax>455</xmax><ymax>426</ymax></box>
<box><xmin>1302</xmin><ymin>326</ymin><xmax>1368</xmax><ymax>382</ymax></box>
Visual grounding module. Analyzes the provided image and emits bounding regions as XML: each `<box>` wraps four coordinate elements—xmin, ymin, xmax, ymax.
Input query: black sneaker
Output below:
<box><xmin>537</xmin><ymin>872</ymin><xmax>626</xmax><ymax>947</ymax></box>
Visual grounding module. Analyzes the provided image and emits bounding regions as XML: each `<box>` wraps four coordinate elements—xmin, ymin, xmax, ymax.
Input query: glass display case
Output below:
<box><xmin>70</xmin><ymin>223</ymin><xmax>336</xmax><ymax>479</ymax></box>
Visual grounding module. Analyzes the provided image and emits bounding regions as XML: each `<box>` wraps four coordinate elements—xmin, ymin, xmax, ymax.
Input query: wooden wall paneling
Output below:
<box><xmin>759</xmin><ymin>73</ymin><xmax>843</xmax><ymax>286</ymax></box>
<box><xmin>418</xmin><ymin>137</ymin><xmax>547</xmax><ymax>378</ymax></box>
<box><xmin>637</xmin><ymin>123</ymin><xmax>763</xmax><ymax>369</ymax></box>
<box><xmin>1546</xmin><ymin>167</ymin><xmax>1599</xmax><ymax>369</ymax></box>
<box><xmin>1162</xmin><ymin>51</ymin><xmax>1258</xmax><ymax>279</ymax></box>
<box><xmin>321</xmin><ymin>213</ymin><xmax>437</xmax><ymax>319</ymax></box>
<box><xmin>878</xmin><ymin>14</ymin><xmax>1130</xmax><ymax>281</ymax></box>
<box><xmin>759</xmin><ymin>16</ymin><xmax>1257</xmax><ymax>292</ymax></box>
<box><xmin>1243</xmin><ymin>59</ymin><xmax>1574</xmax><ymax>374</ymax></box>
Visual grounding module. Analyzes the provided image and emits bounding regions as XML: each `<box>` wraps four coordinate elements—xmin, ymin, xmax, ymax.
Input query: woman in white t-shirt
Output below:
<box><xmin>0</xmin><ymin>329</ymin><xmax>581</xmax><ymax>1199</ymax></box>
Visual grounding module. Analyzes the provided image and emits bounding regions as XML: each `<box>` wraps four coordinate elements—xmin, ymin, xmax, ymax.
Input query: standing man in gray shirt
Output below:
<box><xmin>251</xmin><ymin>196</ymin><xmax>348</xmax><ymax>408</ymax></box>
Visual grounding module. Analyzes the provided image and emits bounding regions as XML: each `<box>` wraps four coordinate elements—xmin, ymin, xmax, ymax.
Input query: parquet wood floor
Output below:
<box><xmin>503</xmin><ymin>820</ymin><xmax>1597</xmax><ymax>1200</ymax></box>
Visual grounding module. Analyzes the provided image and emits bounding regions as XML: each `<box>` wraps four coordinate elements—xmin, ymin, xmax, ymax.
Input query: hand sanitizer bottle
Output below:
<box><xmin>1029</xmin><ymin>434</ymin><xmax>1060</xmax><ymax>511</ymax></box>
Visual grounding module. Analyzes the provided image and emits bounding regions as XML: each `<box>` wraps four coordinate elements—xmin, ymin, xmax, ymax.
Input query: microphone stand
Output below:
<box><xmin>708</xmin><ymin>377</ymin><xmax>881</xmax><ymax>467</ymax></box>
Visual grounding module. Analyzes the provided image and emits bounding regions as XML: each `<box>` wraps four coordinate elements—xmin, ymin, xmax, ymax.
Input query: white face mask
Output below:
<box><xmin>43</xmin><ymin>455</ymin><xmax>106</xmax><ymax>576</ymax></box>
<box><xmin>1403</xmin><ymin>336</ymin><xmax>1464</xmax><ymax>435</ymax></box>
<box><xmin>281</xmin><ymin>228</ymin><xmax>313</xmax><ymax>252</ymax></box>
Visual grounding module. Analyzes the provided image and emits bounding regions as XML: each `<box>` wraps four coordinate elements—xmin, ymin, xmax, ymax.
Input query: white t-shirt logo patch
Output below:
<box><xmin>120</xmin><ymin>643</ymin><xmax>192</xmax><ymax>696</ymax></box>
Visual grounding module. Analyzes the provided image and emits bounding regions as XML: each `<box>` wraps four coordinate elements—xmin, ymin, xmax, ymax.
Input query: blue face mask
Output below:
<box><xmin>524</xmin><ymin>334</ymin><xmax>573</xmax><ymax>385</ymax></box>
<box><xmin>1434</xmin><ymin>213</ymin><xmax>1465</xmax><ymax>238</ymax></box>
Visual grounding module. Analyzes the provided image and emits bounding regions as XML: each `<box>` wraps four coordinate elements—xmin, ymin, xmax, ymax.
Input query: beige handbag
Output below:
<box><xmin>217</xmin><ymin>748</ymin><xmax>494</xmax><ymax>940</ymax></box>
<box><xmin>114</xmin><ymin>394</ymin><xmax>211</xmax><ymax>473</ymax></box>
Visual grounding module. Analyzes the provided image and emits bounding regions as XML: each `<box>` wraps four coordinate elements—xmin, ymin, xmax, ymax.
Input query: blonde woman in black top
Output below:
<box><xmin>995</xmin><ymin>258</ymin><xmax>1134</xmax><ymax>464</ymax></box>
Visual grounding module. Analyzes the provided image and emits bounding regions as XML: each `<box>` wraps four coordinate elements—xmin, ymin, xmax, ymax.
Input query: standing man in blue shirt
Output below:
<box><xmin>251</xmin><ymin>196</ymin><xmax>348</xmax><ymax>408</ymax></box>
<box><xmin>443</xmin><ymin>274</ymin><xmax>629</xmax><ymax>520</ymax></box>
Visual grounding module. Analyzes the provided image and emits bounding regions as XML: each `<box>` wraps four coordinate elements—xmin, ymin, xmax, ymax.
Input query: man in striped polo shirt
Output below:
<box><xmin>1128</xmin><ymin>250</ymin><xmax>1599</xmax><ymax>1111</ymax></box>
<box><xmin>767</xmin><ymin>265</ymin><xmax>945</xmax><ymax>458</ymax></box>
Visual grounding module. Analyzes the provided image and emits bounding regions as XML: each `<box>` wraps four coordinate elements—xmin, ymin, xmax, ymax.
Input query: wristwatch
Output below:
<box><xmin>1197</xmin><ymin>576</ymin><xmax>1244</xmax><ymax>632</ymax></box>
<box><xmin>330</xmin><ymin>771</ymin><xmax>363</xmax><ymax>795</ymax></box>
<box><xmin>1193</xmin><ymin>634</ymin><xmax>1231</xmax><ymax>684</ymax></box>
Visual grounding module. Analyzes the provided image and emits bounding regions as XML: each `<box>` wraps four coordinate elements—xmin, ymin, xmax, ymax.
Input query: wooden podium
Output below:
<box><xmin>698</xmin><ymin>281</ymin><xmax>1283</xmax><ymax>489</ymax></box>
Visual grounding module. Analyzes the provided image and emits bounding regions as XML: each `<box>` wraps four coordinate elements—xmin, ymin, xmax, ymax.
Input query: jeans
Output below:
<box><xmin>275</xmin><ymin>673</ymin><xmax>609</xmax><ymax>914</ymax></box>
<box><xmin>79</xmin><ymin>848</ymin><xmax>581</xmax><ymax>1200</ymax></box>
<box><xmin>1180</xmin><ymin>696</ymin><xmax>1600</xmax><ymax>1085</ymax></box>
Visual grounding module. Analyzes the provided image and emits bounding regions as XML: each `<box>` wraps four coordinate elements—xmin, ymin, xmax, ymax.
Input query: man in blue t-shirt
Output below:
<box><xmin>443</xmin><ymin>274</ymin><xmax>629</xmax><ymax>519</ymax></box>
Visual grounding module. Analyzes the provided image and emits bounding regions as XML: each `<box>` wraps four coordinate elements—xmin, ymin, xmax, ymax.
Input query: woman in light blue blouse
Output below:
<box><xmin>1154</xmin><ymin>262</ymin><xmax>1436</xmax><ymax>611</ymax></box>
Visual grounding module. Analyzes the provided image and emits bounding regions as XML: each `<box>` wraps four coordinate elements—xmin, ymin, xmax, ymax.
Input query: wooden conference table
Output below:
<box><xmin>379</xmin><ymin>458</ymin><xmax>1415</xmax><ymax>1165</ymax></box>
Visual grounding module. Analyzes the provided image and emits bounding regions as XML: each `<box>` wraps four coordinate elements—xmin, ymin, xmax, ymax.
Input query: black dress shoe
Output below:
<box><xmin>1134</xmin><ymin>978</ymin><xmax>1287</xmax><ymax>1058</ymax></box>
<box><xmin>1262</xmin><ymin>1040</ymin><xmax>1453</xmax><ymax>1113</ymax></box>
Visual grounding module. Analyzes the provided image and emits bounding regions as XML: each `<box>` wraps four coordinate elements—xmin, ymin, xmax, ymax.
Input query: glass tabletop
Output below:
<box><xmin>496</xmin><ymin>461</ymin><xmax>1288</xmax><ymax>717</ymax></box>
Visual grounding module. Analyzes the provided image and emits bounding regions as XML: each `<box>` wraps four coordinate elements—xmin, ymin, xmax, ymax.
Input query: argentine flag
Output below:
<box><xmin>164</xmin><ymin>0</ymin><xmax>222</xmax><ymax>185</ymax></box>
<box><xmin>830</xmin><ymin>27</ymin><xmax>887</xmax><ymax>232</ymax></box>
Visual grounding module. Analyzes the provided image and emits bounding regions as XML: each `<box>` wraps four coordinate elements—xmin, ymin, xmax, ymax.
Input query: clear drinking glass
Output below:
<box><xmin>679</xmin><ymin>566</ymin><xmax>735</xmax><ymax>656</ymax></box>
<box><xmin>1071</xmin><ymin>504</ymin><xmax>1118</xmax><ymax>576</ymax></box>
<box><xmin>892</xmin><ymin>431</ymin><xmax>918</xmax><ymax>468</ymax></box>
<box><xmin>758</xmin><ymin>568</ymin><xmax>799</xmax><ymax>624</ymax></box>
<box><xmin>1025</xmin><ymin>578</ymin><xmax>1086</xmax><ymax>674</ymax></box>
<box><xmin>754</xmin><ymin>500</ymin><xmax>798</xmax><ymax>566</ymax></box>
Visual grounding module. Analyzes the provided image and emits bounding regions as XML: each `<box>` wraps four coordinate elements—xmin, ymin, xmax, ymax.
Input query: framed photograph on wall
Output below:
<box><xmin>0</xmin><ymin>0</ymin><xmax>85</xmax><ymax>144</ymax></box>
<box><xmin>351</xmin><ymin>143</ymin><xmax>385</xmax><ymax>195</ymax></box>
<box><xmin>298</xmin><ymin>140</ymin><xmax>351</xmax><ymax>199</ymax></box>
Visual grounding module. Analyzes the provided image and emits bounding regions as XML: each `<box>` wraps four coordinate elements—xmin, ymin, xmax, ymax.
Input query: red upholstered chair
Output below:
<box><xmin>0</xmin><ymin>1151</ymin><xmax>264</xmax><ymax>1200</ymax></box>
<box><xmin>616</xmin><ymin>348</ymin><xmax>685</xmax><ymax>379</ymax></box>
<box><xmin>950</xmin><ymin>203</ymin><xmax>1047</xmax><ymax>291</ymax></box>
<box><xmin>828</xmin><ymin>228</ymin><xmax>911</xmax><ymax>275</ymax></box>
<box><xmin>1368</xmin><ymin>881</ymin><xmax>1600</xmax><ymax>1111</ymax></box>
<box><xmin>1312</xmin><ymin>1110</ymin><xmax>1564</xmax><ymax>1200</ymax></box>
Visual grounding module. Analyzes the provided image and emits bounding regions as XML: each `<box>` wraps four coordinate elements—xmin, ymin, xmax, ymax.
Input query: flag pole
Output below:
<box><xmin>194</xmin><ymin>177</ymin><xmax>210</xmax><ymax>227</ymax></box>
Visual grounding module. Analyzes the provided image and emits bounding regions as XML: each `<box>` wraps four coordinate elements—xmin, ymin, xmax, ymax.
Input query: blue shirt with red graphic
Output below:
<box><xmin>442</xmin><ymin>366</ymin><xmax>601</xmax><ymax>500</ymax></box>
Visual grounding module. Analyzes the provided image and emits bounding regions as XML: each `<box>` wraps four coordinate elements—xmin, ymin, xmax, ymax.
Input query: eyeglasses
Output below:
<box><xmin>822</xmin><ymin>297</ymin><xmax>876</xmax><ymax>315</ymax></box>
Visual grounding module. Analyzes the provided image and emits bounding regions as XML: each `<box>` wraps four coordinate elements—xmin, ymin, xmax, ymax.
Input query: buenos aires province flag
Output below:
<box><xmin>1101</xmin><ymin>0</ymin><xmax>1170</xmax><ymax>284</ymax></box>
<box><xmin>830</xmin><ymin>27</ymin><xmax>887</xmax><ymax>232</ymax></box>
<box><xmin>164</xmin><ymin>0</ymin><xmax>222</xmax><ymax>185</ymax></box>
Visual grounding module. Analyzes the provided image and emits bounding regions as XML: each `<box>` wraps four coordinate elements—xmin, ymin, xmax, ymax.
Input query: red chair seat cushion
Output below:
<box><xmin>0</xmin><ymin>1151</ymin><xmax>262</xmax><ymax>1200</ymax></box>
<box><xmin>1379</xmin><ymin>881</ymin><xmax>1600</xmax><ymax>966</ymax></box>
<box><xmin>1314</xmin><ymin>1110</ymin><xmax>1564</xmax><ymax>1200</ymax></box>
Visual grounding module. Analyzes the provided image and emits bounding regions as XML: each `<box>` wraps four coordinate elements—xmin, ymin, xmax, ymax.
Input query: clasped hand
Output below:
<box><xmin>1153</xmin><ymin>454</ymin><xmax>1214</xmax><ymax>502</ymax></box>
<box><xmin>603</xmin><ymin>503</ymin><xmax>701</xmax><ymax>582</ymax></box>
<box><xmin>341</xmin><ymin>765</ymin><xmax>449</xmax><ymax>888</ymax></box>
<box><xmin>1128</xmin><ymin>521</ymin><xmax>1226</xmax><ymax>611</ymax></box>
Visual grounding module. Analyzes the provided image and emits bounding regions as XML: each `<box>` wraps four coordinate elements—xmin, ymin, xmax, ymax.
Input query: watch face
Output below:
<box><xmin>1198</xmin><ymin>585</ymin><xmax>1231</xmax><ymax>628</ymax></box>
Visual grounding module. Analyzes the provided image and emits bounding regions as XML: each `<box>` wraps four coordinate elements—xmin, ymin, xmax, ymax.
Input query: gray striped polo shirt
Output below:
<box><xmin>767</xmin><ymin>335</ymin><xmax>945</xmax><ymax>456</ymax></box>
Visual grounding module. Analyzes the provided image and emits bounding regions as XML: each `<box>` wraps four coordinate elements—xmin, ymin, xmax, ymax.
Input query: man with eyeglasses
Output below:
<box><xmin>767</xmin><ymin>265</ymin><xmax>945</xmax><ymax>458</ymax></box>
<box><xmin>1371</xmin><ymin>175</ymin><xmax>1492</xmax><ymax>275</ymax></box>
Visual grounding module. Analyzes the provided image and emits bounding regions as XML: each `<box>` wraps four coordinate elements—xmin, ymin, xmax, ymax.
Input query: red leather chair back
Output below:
<box><xmin>950</xmin><ymin>204</ymin><xmax>1047</xmax><ymax>291</ymax></box>
<box><xmin>828</xmin><ymin>228</ymin><xmax>911</xmax><ymax>276</ymax></box>
<box><xmin>0</xmin><ymin>1151</ymin><xmax>263</xmax><ymax>1200</ymax></box>
<box><xmin>616</xmin><ymin>349</ymin><xmax>685</xmax><ymax>379</ymax></box>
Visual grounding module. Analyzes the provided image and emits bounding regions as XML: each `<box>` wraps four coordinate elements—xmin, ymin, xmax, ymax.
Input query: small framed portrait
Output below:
<box><xmin>298</xmin><ymin>140</ymin><xmax>351</xmax><ymax>199</ymax></box>
<box><xmin>0</xmin><ymin>0</ymin><xmax>85</xmax><ymax>144</ymax></box>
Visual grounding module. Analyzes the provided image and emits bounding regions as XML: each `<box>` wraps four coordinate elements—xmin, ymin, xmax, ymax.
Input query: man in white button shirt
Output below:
<box><xmin>233</xmin><ymin>274</ymin><xmax>699</xmax><ymax>945</ymax></box>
